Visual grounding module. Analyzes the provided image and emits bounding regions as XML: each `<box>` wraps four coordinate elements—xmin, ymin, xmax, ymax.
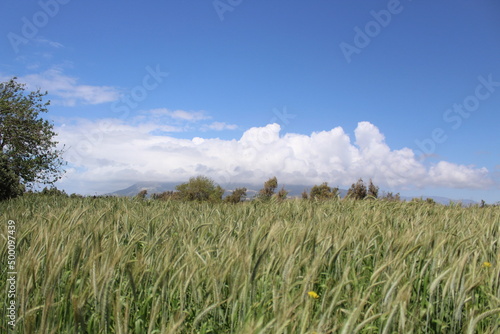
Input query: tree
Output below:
<box><xmin>367</xmin><ymin>179</ymin><xmax>379</xmax><ymax>199</ymax></box>
<box><xmin>301</xmin><ymin>189</ymin><xmax>309</xmax><ymax>200</ymax></box>
<box><xmin>0</xmin><ymin>153</ymin><xmax>24</xmax><ymax>200</ymax></box>
<box><xmin>275</xmin><ymin>186</ymin><xmax>288</xmax><ymax>201</ymax></box>
<box><xmin>225</xmin><ymin>187</ymin><xmax>247</xmax><ymax>203</ymax></box>
<box><xmin>309</xmin><ymin>182</ymin><xmax>339</xmax><ymax>200</ymax></box>
<box><xmin>136</xmin><ymin>189</ymin><xmax>148</xmax><ymax>200</ymax></box>
<box><xmin>40</xmin><ymin>186</ymin><xmax>68</xmax><ymax>197</ymax></box>
<box><xmin>382</xmin><ymin>192</ymin><xmax>401</xmax><ymax>202</ymax></box>
<box><xmin>257</xmin><ymin>176</ymin><xmax>278</xmax><ymax>201</ymax></box>
<box><xmin>0</xmin><ymin>78</ymin><xmax>65</xmax><ymax>192</ymax></box>
<box><xmin>175</xmin><ymin>175</ymin><xmax>224</xmax><ymax>202</ymax></box>
<box><xmin>346</xmin><ymin>178</ymin><xmax>367</xmax><ymax>200</ymax></box>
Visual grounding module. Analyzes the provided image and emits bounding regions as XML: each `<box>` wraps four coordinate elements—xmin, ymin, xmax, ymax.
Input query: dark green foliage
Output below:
<box><xmin>151</xmin><ymin>191</ymin><xmax>181</xmax><ymax>201</ymax></box>
<box><xmin>275</xmin><ymin>186</ymin><xmax>288</xmax><ymax>201</ymax></box>
<box><xmin>0</xmin><ymin>153</ymin><xmax>24</xmax><ymax>200</ymax></box>
<box><xmin>225</xmin><ymin>187</ymin><xmax>247</xmax><ymax>203</ymax></box>
<box><xmin>367</xmin><ymin>179</ymin><xmax>379</xmax><ymax>198</ymax></box>
<box><xmin>301</xmin><ymin>189</ymin><xmax>308</xmax><ymax>200</ymax></box>
<box><xmin>382</xmin><ymin>192</ymin><xmax>401</xmax><ymax>202</ymax></box>
<box><xmin>426</xmin><ymin>198</ymin><xmax>436</xmax><ymax>205</ymax></box>
<box><xmin>309</xmin><ymin>182</ymin><xmax>339</xmax><ymax>200</ymax></box>
<box><xmin>411</xmin><ymin>197</ymin><xmax>437</xmax><ymax>205</ymax></box>
<box><xmin>346</xmin><ymin>178</ymin><xmax>367</xmax><ymax>200</ymax></box>
<box><xmin>40</xmin><ymin>186</ymin><xmax>68</xmax><ymax>197</ymax></box>
<box><xmin>0</xmin><ymin>78</ymin><xmax>65</xmax><ymax>190</ymax></box>
<box><xmin>175</xmin><ymin>175</ymin><xmax>224</xmax><ymax>202</ymax></box>
<box><xmin>257</xmin><ymin>176</ymin><xmax>278</xmax><ymax>201</ymax></box>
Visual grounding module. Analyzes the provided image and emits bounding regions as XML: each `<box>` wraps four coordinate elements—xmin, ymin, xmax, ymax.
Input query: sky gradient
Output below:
<box><xmin>1</xmin><ymin>0</ymin><xmax>499</xmax><ymax>202</ymax></box>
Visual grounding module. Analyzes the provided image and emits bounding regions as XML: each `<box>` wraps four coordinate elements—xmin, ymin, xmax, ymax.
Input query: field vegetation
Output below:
<box><xmin>1</xmin><ymin>194</ymin><xmax>499</xmax><ymax>333</ymax></box>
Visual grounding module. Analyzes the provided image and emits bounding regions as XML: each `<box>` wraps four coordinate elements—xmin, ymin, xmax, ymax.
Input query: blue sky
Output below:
<box><xmin>1</xmin><ymin>0</ymin><xmax>499</xmax><ymax>202</ymax></box>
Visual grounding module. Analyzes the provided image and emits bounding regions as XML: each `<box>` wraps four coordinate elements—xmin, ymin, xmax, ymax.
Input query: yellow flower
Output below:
<box><xmin>483</xmin><ymin>262</ymin><xmax>492</xmax><ymax>268</ymax></box>
<box><xmin>308</xmin><ymin>291</ymin><xmax>319</xmax><ymax>299</ymax></box>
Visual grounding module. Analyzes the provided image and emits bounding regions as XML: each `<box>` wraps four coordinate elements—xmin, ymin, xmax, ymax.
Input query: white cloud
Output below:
<box><xmin>202</xmin><ymin>121</ymin><xmax>238</xmax><ymax>131</ymax></box>
<box><xmin>428</xmin><ymin>161</ymin><xmax>491</xmax><ymax>188</ymax></box>
<box><xmin>12</xmin><ymin>67</ymin><xmax>120</xmax><ymax>106</ymax></box>
<box><xmin>147</xmin><ymin>108</ymin><xmax>210</xmax><ymax>121</ymax></box>
<box><xmin>35</xmin><ymin>37</ymin><xmax>64</xmax><ymax>49</ymax></box>
<box><xmin>54</xmin><ymin>119</ymin><xmax>494</xmax><ymax>194</ymax></box>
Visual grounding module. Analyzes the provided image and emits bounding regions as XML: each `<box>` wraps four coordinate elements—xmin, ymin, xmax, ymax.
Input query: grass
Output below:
<box><xmin>1</xmin><ymin>195</ymin><xmax>499</xmax><ymax>333</ymax></box>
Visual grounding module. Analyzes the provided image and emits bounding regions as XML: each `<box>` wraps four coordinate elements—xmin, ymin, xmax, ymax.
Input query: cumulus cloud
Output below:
<box><xmin>54</xmin><ymin>119</ymin><xmax>494</xmax><ymax>194</ymax></box>
<box><xmin>10</xmin><ymin>67</ymin><xmax>120</xmax><ymax>106</ymax></box>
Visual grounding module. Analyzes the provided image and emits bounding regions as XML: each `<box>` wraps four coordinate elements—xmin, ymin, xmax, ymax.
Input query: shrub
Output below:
<box><xmin>225</xmin><ymin>187</ymin><xmax>247</xmax><ymax>203</ymax></box>
<box><xmin>257</xmin><ymin>177</ymin><xmax>278</xmax><ymax>201</ymax></box>
<box><xmin>309</xmin><ymin>182</ymin><xmax>339</xmax><ymax>200</ymax></box>
<box><xmin>382</xmin><ymin>192</ymin><xmax>401</xmax><ymax>202</ymax></box>
<box><xmin>175</xmin><ymin>175</ymin><xmax>224</xmax><ymax>202</ymax></box>
<box><xmin>301</xmin><ymin>189</ymin><xmax>309</xmax><ymax>200</ymax></box>
<box><xmin>275</xmin><ymin>186</ymin><xmax>288</xmax><ymax>201</ymax></box>
<box><xmin>346</xmin><ymin>178</ymin><xmax>367</xmax><ymax>200</ymax></box>
<box><xmin>136</xmin><ymin>189</ymin><xmax>148</xmax><ymax>200</ymax></box>
<box><xmin>40</xmin><ymin>186</ymin><xmax>68</xmax><ymax>197</ymax></box>
<box><xmin>152</xmin><ymin>191</ymin><xmax>181</xmax><ymax>201</ymax></box>
<box><xmin>367</xmin><ymin>179</ymin><xmax>379</xmax><ymax>198</ymax></box>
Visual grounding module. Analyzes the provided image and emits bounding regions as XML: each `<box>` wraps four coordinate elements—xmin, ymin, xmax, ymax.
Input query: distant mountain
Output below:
<box><xmin>107</xmin><ymin>181</ymin><xmax>178</xmax><ymax>197</ymax></box>
<box><xmin>108</xmin><ymin>181</ymin><xmax>477</xmax><ymax>206</ymax></box>
<box><xmin>396</xmin><ymin>195</ymin><xmax>477</xmax><ymax>206</ymax></box>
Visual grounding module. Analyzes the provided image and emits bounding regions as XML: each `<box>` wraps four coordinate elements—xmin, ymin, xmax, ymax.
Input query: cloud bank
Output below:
<box><xmin>55</xmin><ymin>119</ymin><xmax>493</xmax><ymax>194</ymax></box>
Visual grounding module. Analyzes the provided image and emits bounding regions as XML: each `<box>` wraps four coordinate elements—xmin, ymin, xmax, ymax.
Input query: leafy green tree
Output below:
<box><xmin>346</xmin><ymin>178</ymin><xmax>367</xmax><ymax>200</ymax></box>
<box><xmin>257</xmin><ymin>176</ymin><xmax>278</xmax><ymax>201</ymax></box>
<box><xmin>175</xmin><ymin>175</ymin><xmax>224</xmax><ymax>202</ymax></box>
<box><xmin>0</xmin><ymin>153</ymin><xmax>24</xmax><ymax>200</ymax></box>
<box><xmin>225</xmin><ymin>187</ymin><xmax>247</xmax><ymax>203</ymax></box>
<box><xmin>0</xmin><ymin>78</ymin><xmax>65</xmax><ymax>191</ymax></box>
<box><xmin>309</xmin><ymin>182</ymin><xmax>339</xmax><ymax>200</ymax></box>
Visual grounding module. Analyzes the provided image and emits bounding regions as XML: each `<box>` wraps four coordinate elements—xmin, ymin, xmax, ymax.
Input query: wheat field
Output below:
<box><xmin>1</xmin><ymin>195</ymin><xmax>499</xmax><ymax>333</ymax></box>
